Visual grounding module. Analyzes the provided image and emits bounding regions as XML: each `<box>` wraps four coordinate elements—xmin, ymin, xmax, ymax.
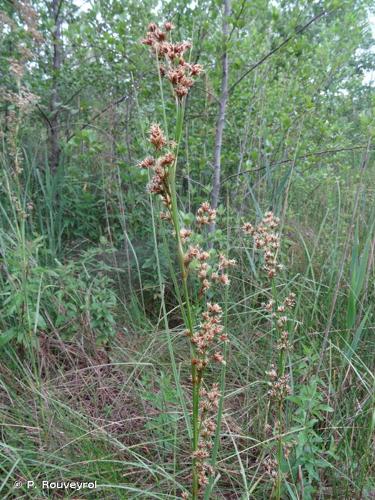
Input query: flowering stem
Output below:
<box><xmin>142</xmin><ymin>23</ymin><xmax>224</xmax><ymax>498</ymax></box>
<box><xmin>167</xmin><ymin>100</ymin><xmax>200</xmax><ymax>498</ymax></box>
<box><xmin>153</xmin><ymin>40</ymin><xmax>200</xmax><ymax>497</ymax></box>
<box><xmin>155</xmin><ymin>40</ymin><xmax>199</xmax><ymax>489</ymax></box>
<box><xmin>272</xmin><ymin>279</ymin><xmax>286</xmax><ymax>500</ymax></box>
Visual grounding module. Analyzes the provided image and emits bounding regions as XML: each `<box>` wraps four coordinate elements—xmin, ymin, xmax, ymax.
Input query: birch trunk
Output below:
<box><xmin>209</xmin><ymin>0</ymin><xmax>231</xmax><ymax>234</ymax></box>
<box><xmin>49</xmin><ymin>0</ymin><xmax>62</xmax><ymax>174</ymax></box>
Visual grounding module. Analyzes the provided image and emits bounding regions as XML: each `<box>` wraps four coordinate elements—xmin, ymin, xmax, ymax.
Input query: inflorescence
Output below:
<box><xmin>140</xmin><ymin>22</ymin><xmax>235</xmax><ymax>494</ymax></box>
<box><xmin>142</xmin><ymin>22</ymin><xmax>203</xmax><ymax>100</ymax></box>
<box><xmin>242</xmin><ymin>211</ymin><xmax>282</xmax><ymax>278</ymax></box>
<box><xmin>243</xmin><ymin>211</ymin><xmax>297</xmax><ymax>483</ymax></box>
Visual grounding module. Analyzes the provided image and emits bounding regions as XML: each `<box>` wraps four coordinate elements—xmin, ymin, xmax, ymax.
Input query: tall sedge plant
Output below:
<box><xmin>243</xmin><ymin>213</ymin><xmax>296</xmax><ymax>499</ymax></box>
<box><xmin>1</xmin><ymin>37</ymin><xmax>40</xmax><ymax>354</ymax></box>
<box><xmin>138</xmin><ymin>22</ymin><xmax>235</xmax><ymax>498</ymax></box>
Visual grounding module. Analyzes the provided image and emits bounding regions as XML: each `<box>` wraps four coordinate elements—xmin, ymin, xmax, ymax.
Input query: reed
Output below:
<box><xmin>243</xmin><ymin>212</ymin><xmax>296</xmax><ymax>499</ymax></box>
<box><xmin>138</xmin><ymin>22</ymin><xmax>235</xmax><ymax>498</ymax></box>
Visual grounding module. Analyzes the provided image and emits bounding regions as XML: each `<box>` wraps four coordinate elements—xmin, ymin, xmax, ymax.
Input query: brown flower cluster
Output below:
<box><xmin>138</xmin><ymin>124</ymin><xmax>175</xmax><ymax>208</ymax></box>
<box><xmin>191</xmin><ymin>303</ymin><xmax>227</xmax><ymax>364</ymax></box>
<box><xmin>180</xmin><ymin>228</ymin><xmax>192</xmax><ymax>242</ymax></box>
<box><xmin>211</xmin><ymin>253</ymin><xmax>236</xmax><ymax>286</ymax></box>
<box><xmin>188</xmin><ymin>302</ymin><xmax>227</xmax><ymax>489</ymax></box>
<box><xmin>263</xmin><ymin>293</ymin><xmax>296</xmax><ymax>400</ymax></box>
<box><xmin>15</xmin><ymin>0</ymin><xmax>43</xmax><ymax>43</ymax></box>
<box><xmin>262</xmin><ymin>292</ymin><xmax>296</xmax><ymax>353</ymax></box>
<box><xmin>177</xmin><ymin>202</ymin><xmax>235</xmax><ymax>295</ymax></box>
<box><xmin>276</xmin><ymin>330</ymin><xmax>290</xmax><ymax>351</ymax></box>
<box><xmin>183</xmin><ymin>245</ymin><xmax>235</xmax><ymax>295</ymax></box>
<box><xmin>243</xmin><ymin>213</ymin><xmax>298</xmax><ymax>486</ymax></box>
<box><xmin>2</xmin><ymin>88</ymin><xmax>39</xmax><ymax>113</ymax></box>
<box><xmin>180</xmin><ymin>206</ymin><xmax>234</xmax><ymax>491</ymax></box>
<box><xmin>263</xmin><ymin>455</ymin><xmax>278</xmax><ymax>479</ymax></box>
<box><xmin>192</xmin><ymin>383</ymin><xmax>220</xmax><ymax>488</ymax></box>
<box><xmin>243</xmin><ymin>211</ymin><xmax>281</xmax><ymax>278</ymax></box>
<box><xmin>196</xmin><ymin>202</ymin><xmax>216</xmax><ymax>226</ymax></box>
<box><xmin>178</xmin><ymin>206</ymin><xmax>232</xmax><ymax>371</ymax></box>
<box><xmin>142</xmin><ymin>22</ymin><xmax>203</xmax><ymax>100</ymax></box>
<box><xmin>266</xmin><ymin>365</ymin><xmax>292</xmax><ymax>400</ymax></box>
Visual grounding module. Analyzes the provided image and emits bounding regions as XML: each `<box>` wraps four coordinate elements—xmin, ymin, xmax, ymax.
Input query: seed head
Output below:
<box><xmin>219</xmin><ymin>254</ymin><xmax>236</xmax><ymax>270</ymax></box>
<box><xmin>190</xmin><ymin>63</ymin><xmax>203</xmax><ymax>76</ymax></box>
<box><xmin>175</xmin><ymin>84</ymin><xmax>189</xmax><ymax>99</ymax></box>
<box><xmin>197</xmin><ymin>202</ymin><xmax>216</xmax><ymax>225</ymax></box>
<box><xmin>197</xmin><ymin>251</ymin><xmax>209</xmax><ymax>261</ymax></box>
<box><xmin>138</xmin><ymin>156</ymin><xmax>155</xmax><ymax>169</ymax></box>
<box><xmin>180</xmin><ymin>228</ymin><xmax>192</xmax><ymax>242</ymax></box>
<box><xmin>159</xmin><ymin>151</ymin><xmax>175</xmax><ymax>166</ymax></box>
<box><xmin>284</xmin><ymin>292</ymin><xmax>296</xmax><ymax>309</ymax></box>
<box><xmin>242</xmin><ymin>222</ymin><xmax>255</xmax><ymax>235</ymax></box>
<box><xmin>184</xmin><ymin>245</ymin><xmax>201</xmax><ymax>265</ymax></box>
<box><xmin>213</xmin><ymin>352</ymin><xmax>225</xmax><ymax>364</ymax></box>
<box><xmin>263</xmin><ymin>299</ymin><xmax>275</xmax><ymax>312</ymax></box>
<box><xmin>200</xmin><ymin>278</ymin><xmax>210</xmax><ymax>292</ymax></box>
<box><xmin>149</xmin><ymin>124</ymin><xmax>166</xmax><ymax>150</ymax></box>
<box><xmin>207</xmin><ymin>303</ymin><xmax>222</xmax><ymax>315</ymax></box>
<box><xmin>243</xmin><ymin>212</ymin><xmax>283</xmax><ymax>278</ymax></box>
<box><xmin>160</xmin><ymin>211</ymin><xmax>172</xmax><ymax>221</ymax></box>
<box><xmin>277</xmin><ymin>316</ymin><xmax>288</xmax><ymax>328</ymax></box>
<box><xmin>219</xmin><ymin>274</ymin><xmax>230</xmax><ymax>285</ymax></box>
<box><xmin>164</xmin><ymin>21</ymin><xmax>174</xmax><ymax>31</ymax></box>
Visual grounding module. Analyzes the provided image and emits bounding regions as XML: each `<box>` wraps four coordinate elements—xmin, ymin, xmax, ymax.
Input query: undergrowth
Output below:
<box><xmin>0</xmin><ymin>11</ymin><xmax>374</xmax><ymax>500</ymax></box>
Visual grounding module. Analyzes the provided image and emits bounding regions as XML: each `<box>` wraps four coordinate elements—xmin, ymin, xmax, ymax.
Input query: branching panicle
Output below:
<box><xmin>142</xmin><ymin>22</ymin><xmax>203</xmax><ymax>101</ymax></box>
<box><xmin>139</xmin><ymin>21</ymin><xmax>233</xmax><ymax>498</ymax></box>
<box><xmin>243</xmin><ymin>211</ymin><xmax>297</xmax><ymax>497</ymax></box>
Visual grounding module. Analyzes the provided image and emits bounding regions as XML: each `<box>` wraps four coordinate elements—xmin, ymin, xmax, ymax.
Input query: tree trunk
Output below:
<box><xmin>49</xmin><ymin>0</ymin><xmax>62</xmax><ymax>174</ymax></box>
<box><xmin>209</xmin><ymin>0</ymin><xmax>230</xmax><ymax>234</ymax></box>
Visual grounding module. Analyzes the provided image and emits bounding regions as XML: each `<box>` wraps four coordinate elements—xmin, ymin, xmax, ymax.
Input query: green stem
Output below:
<box><xmin>154</xmin><ymin>50</ymin><xmax>200</xmax><ymax>496</ymax></box>
<box><xmin>271</xmin><ymin>279</ymin><xmax>285</xmax><ymax>500</ymax></box>
<box><xmin>167</xmin><ymin>100</ymin><xmax>201</xmax><ymax>498</ymax></box>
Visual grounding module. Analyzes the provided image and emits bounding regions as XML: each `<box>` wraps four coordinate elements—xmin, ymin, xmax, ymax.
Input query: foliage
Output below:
<box><xmin>287</xmin><ymin>370</ymin><xmax>336</xmax><ymax>498</ymax></box>
<box><xmin>142</xmin><ymin>371</ymin><xmax>179</xmax><ymax>452</ymax></box>
<box><xmin>0</xmin><ymin>237</ymin><xmax>118</xmax><ymax>347</ymax></box>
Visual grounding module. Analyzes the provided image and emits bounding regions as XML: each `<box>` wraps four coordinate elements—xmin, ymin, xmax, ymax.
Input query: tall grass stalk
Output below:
<box><xmin>138</xmin><ymin>22</ymin><xmax>235</xmax><ymax>497</ymax></box>
<box><xmin>243</xmin><ymin>212</ymin><xmax>296</xmax><ymax>499</ymax></box>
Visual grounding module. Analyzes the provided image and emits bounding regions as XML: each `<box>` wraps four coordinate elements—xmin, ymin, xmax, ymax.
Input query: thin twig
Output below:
<box><xmin>66</xmin><ymin>93</ymin><xmax>130</xmax><ymax>142</ymax></box>
<box><xmin>222</xmin><ymin>144</ymin><xmax>372</xmax><ymax>183</ymax></box>
<box><xmin>229</xmin><ymin>9</ymin><xmax>332</xmax><ymax>94</ymax></box>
